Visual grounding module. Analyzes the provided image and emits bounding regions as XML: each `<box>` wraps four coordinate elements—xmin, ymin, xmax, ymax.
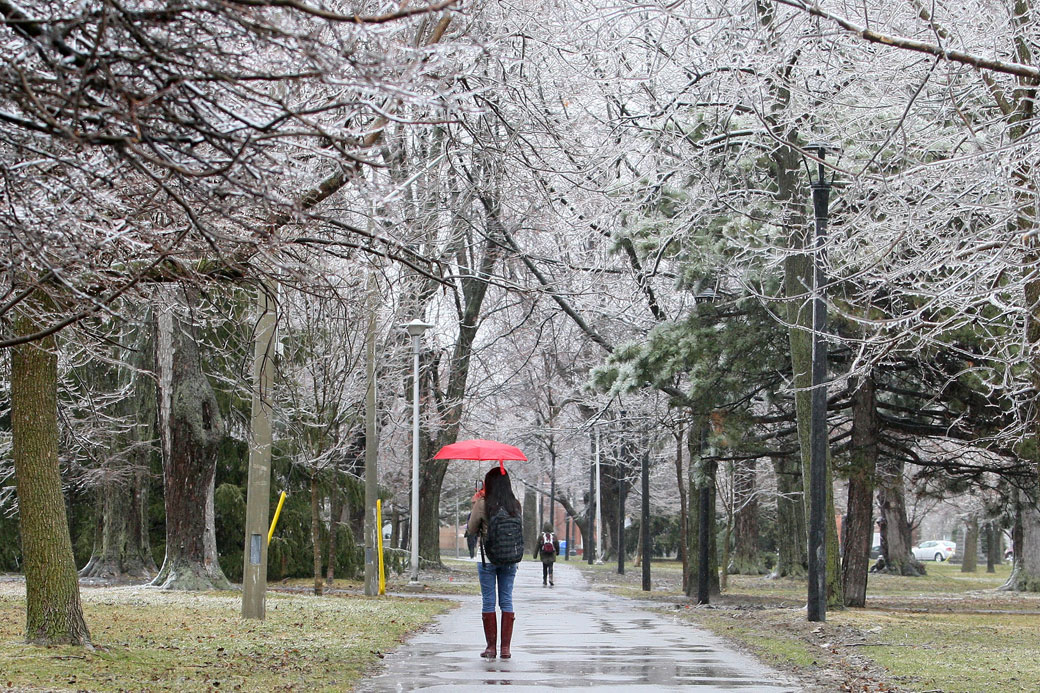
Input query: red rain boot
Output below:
<box><xmin>481</xmin><ymin>612</ymin><xmax>497</xmax><ymax>659</ymax></box>
<box><xmin>500</xmin><ymin>611</ymin><xmax>515</xmax><ymax>659</ymax></box>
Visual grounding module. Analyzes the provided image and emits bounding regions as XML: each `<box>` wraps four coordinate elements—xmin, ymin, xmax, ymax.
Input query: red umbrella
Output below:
<box><xmin>433</xmin><ymin>439</ymin><xmax>527</xmax><ymax>474</ymax></box>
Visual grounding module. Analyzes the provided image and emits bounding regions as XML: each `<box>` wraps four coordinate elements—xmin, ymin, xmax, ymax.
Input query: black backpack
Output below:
<box><xmin>483</xmin><ymin>507</ymin><xmax>524</xmax><ymax>565</ymax></box>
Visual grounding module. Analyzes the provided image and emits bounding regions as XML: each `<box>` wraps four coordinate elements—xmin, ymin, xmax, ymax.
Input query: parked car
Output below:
<box><xmin>911</xmin><ymin>540</ymin><xmax>956</xmax><ymax>562</ymax></box>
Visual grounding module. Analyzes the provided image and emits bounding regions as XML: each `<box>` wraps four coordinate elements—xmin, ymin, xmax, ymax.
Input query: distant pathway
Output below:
<box><xmin>358</xmin><ymin>559</ymin><xmax>797</xmax><ymax>691</ymax></box>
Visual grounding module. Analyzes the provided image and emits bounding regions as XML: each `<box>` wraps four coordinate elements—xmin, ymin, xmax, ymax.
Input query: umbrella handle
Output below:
<box><xmin>499</xmin><ymin>460</ymin><xmax>505</xmax><ymax>474</ymax></box>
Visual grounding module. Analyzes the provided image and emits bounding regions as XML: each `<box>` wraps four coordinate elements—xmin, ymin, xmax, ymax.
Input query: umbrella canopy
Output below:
<box><xmin>433</xmin><ymin>439</ymin><xmax>527</xmax><ymax>474</ymax></box>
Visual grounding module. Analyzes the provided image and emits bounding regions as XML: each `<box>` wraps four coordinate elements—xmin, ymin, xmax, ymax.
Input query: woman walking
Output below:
<box><xmin>535</xmin><ymin>522</ymin><xmax>560</xmax><ymax>586</ymax></box>
<box><xmin>467</xmin><ymin>466</ymin><xmax>524</xmax><ymax>659</ymax></box>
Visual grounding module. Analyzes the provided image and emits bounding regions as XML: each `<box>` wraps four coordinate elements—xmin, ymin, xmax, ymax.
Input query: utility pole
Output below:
<box><xmin>242</xmin><ymin>282</ymin><xmax>276</xmax><ymax>619</ymax></box>
<box><xmin>363</xmin><ymin>277</ymin><xmax>379</xmax><ymax>596</ymax></box>
<box><xmin>641</xmin><ymin>440</ymin><xmax>651</xmax><ymax>592</ymax></box>
<box><xmin>618</xmin><ymin>411</ymin><xmax>627</xmax><ymax>576</ymax></box>
<box><xmin>550</xmin><ymin>454</ymin><xmax>556</xmax><ymax>532</ymax></box>
<box><xmin>595</xmin><ymin>424</ymin><xmax>603</xmax><ymax>563</ymax></box>
<box><xmin>565</xmin><ymin>512</ymin><xmax>571</xmax><ymax>561</ymax></box>
<box><xmin>588</xmin><ymin>434</ymin><xmax>596</xmax><ymax>565</ymax></box>
<box><xmin>806</xmin><ymin>143</ymin><xmax>832</xmax><ymax>623</ymax></box>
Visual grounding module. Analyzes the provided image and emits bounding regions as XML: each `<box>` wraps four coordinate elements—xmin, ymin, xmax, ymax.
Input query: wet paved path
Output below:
<box><xmin>358</xmin><ymin>559</ymin><xmax>797</xmax><ymax>691</ymax></box>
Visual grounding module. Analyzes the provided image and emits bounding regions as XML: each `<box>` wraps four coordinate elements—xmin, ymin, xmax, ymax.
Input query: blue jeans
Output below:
<box><xmin>478</xmin><ymin>561</ymin><xmax>517</xmax><ymax>613</ymax></box>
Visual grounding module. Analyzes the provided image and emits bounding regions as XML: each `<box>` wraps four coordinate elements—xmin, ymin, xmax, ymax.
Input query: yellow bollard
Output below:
<box><xmin>268</xmin><ymin>491</ymin><xmax>286</xmax><ymax>544</ymax></box>
<box><xmin>376</xmin><ymin>499</ymin><xmax>386</xmax><ymax>595</ymax></box>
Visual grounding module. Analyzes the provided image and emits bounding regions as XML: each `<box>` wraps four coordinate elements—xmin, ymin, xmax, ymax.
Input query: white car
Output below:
<box><xmin>912</xmin><ymin>540</ymin><xmax>956</xmax><ymax>562</ymax></box>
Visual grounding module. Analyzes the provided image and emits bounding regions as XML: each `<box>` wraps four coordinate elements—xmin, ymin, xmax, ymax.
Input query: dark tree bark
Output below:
<box><xmin>390</xmin><ymin>506</ymin><xmax>401</xmax><ymax>550</ymax></box>
<box><xmin>79</xmin><ymin>477</ymin><xmax>155</xmax><ymax>580</ymax></box>
<box><xmin>311</xmin><ymin>474</ymin><xmax>323</xmax><ymax>596</ymax></box>
<box><xmin>1003</xmin><ymin>481</ymin><xmax>1040</xmax><ymax>591</ymax></box>
<box><xmin>326</xmin><ymin>474</ymin><xmax>342</xmax><ymax>585</ymax></box>
<box><xmin>876</xmin><ymin>456</ymin><xmax>925</xmax><ymax>577</ymax></box>
<box><xmin>961</xmin><ymin>517</ymin><xmax>979</xmax><ymax>573</ymax></box>
<box><xmin>80</xmin><ymin>318</ymin><xmax>158</xmax><ymax>581</ymax></box>
<box><xmin>770</xmin><ymin>454</ymin><xmax>807</xmax><ymax>578</ymax></box>
<box><xmin>151</xmin><ymin>299</ymin><xmax>230</xmax><ymax>590</ymax></box>
<box><xmin>986</xmin><ymin>522</ymin><xmax>997</xmax><ymax>573</ymax></box>
<box><xmin>416</xmin><ymin>190</ymin><xmax>506</xmax><ymax>565</ymax></box>
<box><xmin>842</xmin><ymin>374</ymin><xmax>878</xmax><ymax>607</ymax></box>
<box><xmin>685</xmin><ymin>431</ymin><xmax>719</xmax><ymax>599</ymax></box>
<box><xmin>12</xmin><ymin>299</ymin><xmax>90</xmax><ymax>644</ymax></box>
<box><xmin>523</xmin><ymin>487</ymin><xmax>538</xmax><ymax>554</ymax></box>
<box><xmin>731</xmin><ymin>457</ymin><xmax>763</xmax><ymax>575</ymax></box>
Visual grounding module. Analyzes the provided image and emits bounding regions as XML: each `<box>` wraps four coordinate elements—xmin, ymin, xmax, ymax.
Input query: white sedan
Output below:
<box><xmin>911</xmin><ymin>540</ymin><xmax>956</xmax><ymax>562</ymax></box>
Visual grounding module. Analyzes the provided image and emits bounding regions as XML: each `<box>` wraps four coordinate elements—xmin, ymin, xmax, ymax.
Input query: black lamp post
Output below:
<box><xmin>692</xmin><ymin>285</ymin><xmax>721</xmax><ymax>605</ymax></box>
<box><xmin>805</xmin><ymin>142</ymin><xmax>833</xmax><ymax>623</ymax></box>
<box><xmin>696</xmin><ymin>426</ymin><xmax>711</xmax><ymax>605</ymax></box>
<box><xmin>641</xmin><ymin>434</ymin><xmax>651</xmax><ymax>592</ymax></box>
<box><xmin>617</xmin><ymin>410</ymin><xmax>627</xmax><ymax>576</ymax></box>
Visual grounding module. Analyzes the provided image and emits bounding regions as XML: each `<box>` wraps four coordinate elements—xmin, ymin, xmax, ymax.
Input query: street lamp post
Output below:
<box><xmin>617</xmin><ymin>410</ymin><xmax>627</xmax><ymax>576</ymax></box>
<box><xmin>693</xmin><ymin>287</ymin><xmax>718</xmax><ymax>606</ymax></box>
<box><xmin>696</xmin><ymin>426</ymin><xmax>711</xmax><ymax>605</ymax></box>
<box><xmin>641</xmin><ymin>437</ymin><xmax>651</xmax><ymax>592</ymax></box>
<box><xmin>805</xmin><ymin>142</ymin><xmax>833</xmax><ymax>623</ymax></box>
<box><xmin>402</xmin><ymin>318</ymin><xmax>432</xmax><ymax>585</ymax></box>
<box><xmin>595</xmin><ymin>424</ymin><xmax>603</xmax><ymax>563</ymax></box>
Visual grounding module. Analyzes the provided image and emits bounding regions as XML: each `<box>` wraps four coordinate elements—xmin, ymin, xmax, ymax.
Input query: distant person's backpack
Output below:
<box><xmin>541</xmin><ymin>532</ymin><xmax>556</xmax><ymax>555</ymax></box>
<box><xmin>483</xmin><ymin>507</ymin><xmax>524</xmax><ymax>565</ymax></box>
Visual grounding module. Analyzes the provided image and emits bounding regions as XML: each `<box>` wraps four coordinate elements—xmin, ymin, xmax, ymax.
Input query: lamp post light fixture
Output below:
<box><xmin>402</xmin><ymin>318</ymin><xmax>433</xmax><ymax>584</ymax></box>
<box><xmin>804</xmin><ymin>142</ymin><xmax>834</xmax><ymax>623</ymax></box>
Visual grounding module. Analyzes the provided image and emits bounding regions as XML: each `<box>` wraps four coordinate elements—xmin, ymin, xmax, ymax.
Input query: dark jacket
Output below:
<box><xmin>535</xmin><ymin>531</ymin><xmax>560</xmax><ymax>563</ymax></box>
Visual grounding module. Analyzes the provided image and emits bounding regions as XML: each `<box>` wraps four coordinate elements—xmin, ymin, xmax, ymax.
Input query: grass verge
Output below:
<box><xmin>576</xmin><ymin>559</ymin><xmax>1040</xmax><ymax>692</ymax></box>
<box><xmin>0</xmin><ymin>581</ymin><xmax>451</xmax><ymax>692</ymax></box>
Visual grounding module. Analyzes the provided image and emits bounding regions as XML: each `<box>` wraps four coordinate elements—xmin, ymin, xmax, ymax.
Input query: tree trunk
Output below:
<box><xmin>327</xmin><ymin>476</ymin><xmax>341</xmax><ymax>586</ymax></box>
<box><xmin>311</xmin><ymin>474</ymin><xmax>324</xmax><ymax>596</ymax></box>
<box><xmin>79</xmin><ymin>317</ymin><xmax>158</xmax><ymax>581</ymax></box>
<box><xmin>203</xmin><ymin>477</ymin><xmax>226</xmax><ymax>587</ymax></box>
<box><xmin>125</xmin><ymin>317</ymin><xmax>159</xmax><ymax>578</ymax></box>
<box><xmin>151</xmin><ymin>296</ymin><xmax>230</xmax><ymax>590</ymax></box>
<box><xmin>390</xmin><ymin>506</ymin><xmax>401</xmax><ymax>550</ymax></box>
<box><xmin>842</xmin><ymin>373</ymin><xmax>878</xmax><ymax>607</ymax></box>
<box><xmin>731</xmin><ymin>458</ymin><xmax>762</xmax><ymax>575</ymax></box>
<box><xmin>1003</xmin><ymin>480</ymin><xmax>1040</xmax><ymax>591</ymax></box>
<box><xmin>770</xmin><ymin>454</ymin><xmax>807</xmax><ymax>578</ymax></box>
<box><xmin>523</xmin><ymin>487</ymin><xmax>538</xmax><ymax>553</ymax></box>
<box><xmin>80</xmin><ymin>480</ymin><xmax>126</xmax><ymax>579</ymax></box>
<box><xmin>685</xmin><ymin>431</ymin><xmax>719</xmax><ymax>599</ymax></box>
<box><xmin>783</xmin><ymin>160</ymin><xmax>843</xmax><ymax>607</ymax></box>
<box><xmin>986</xmin><ymin>522</ymin><xmax>997</xmax><ymax>573</ymax></box>
<box><xmin>11</xmin><ymin>299</ymin><xmax>91</xmax><ymax>645</ymax></box>
<box><xmin>417</xmin><ymin>452</ymin><xmax>447</xmax><ymax>567</ymax></box>
<box><xmin>876</xmin><ymin>456</ymin><xmax>925</xmax><ymax>577</ymax></box>
<box><xmin>78</xmin><ymin>491</ymin><xmax>104</xmax><ymax>578</ymax></box>
<box><xmin>961</xmin><ymin>517</ymin><xmax>979</xmax><ymax>573</ymax></box>
<box><xmin>124</xmin><ymin>467</ymin><xmax>158</xmax><ymax>578</ymax></box>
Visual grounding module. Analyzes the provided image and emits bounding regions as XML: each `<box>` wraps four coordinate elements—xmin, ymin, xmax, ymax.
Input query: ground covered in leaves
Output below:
<box><xmin>0</xmin><ymin>578</ymin><xmax>451</xmax><ymax>692</ymax></box>
<box><xmin>576</xmin><ymin>559</ymin><xmax>1040</xmax><ymax>692</ymax></box>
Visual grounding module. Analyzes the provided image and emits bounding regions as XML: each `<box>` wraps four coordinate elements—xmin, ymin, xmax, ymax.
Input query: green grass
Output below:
<box><xmin>579</xmin><ymin>558</ymin><xmax>1040</xmax><ymax>691</ymax></box>
<box><xmin>691</xmin><ymin>611</ymin><xmax>820</xmax><ymax>670</ymax></box>
<box><xmin>274</xmin><ymin>560</ymin><xmax>481</xmax><ymax>597</ymax></box>
<box><xmin>837</xmin><ymin>610</ymin><xmax>1040</xmax><ymax>692</ymax></box>
<box><xmin>0</xmin><ymin>583</ymin><xmax>451</xmax><ymax>691</ymax></box>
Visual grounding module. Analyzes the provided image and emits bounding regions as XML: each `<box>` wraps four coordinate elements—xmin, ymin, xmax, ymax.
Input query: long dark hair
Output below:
<box><xmin>484</xmin><ymin>466</ymin><xmax>521</xmax><ymax>518</ymax></box>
